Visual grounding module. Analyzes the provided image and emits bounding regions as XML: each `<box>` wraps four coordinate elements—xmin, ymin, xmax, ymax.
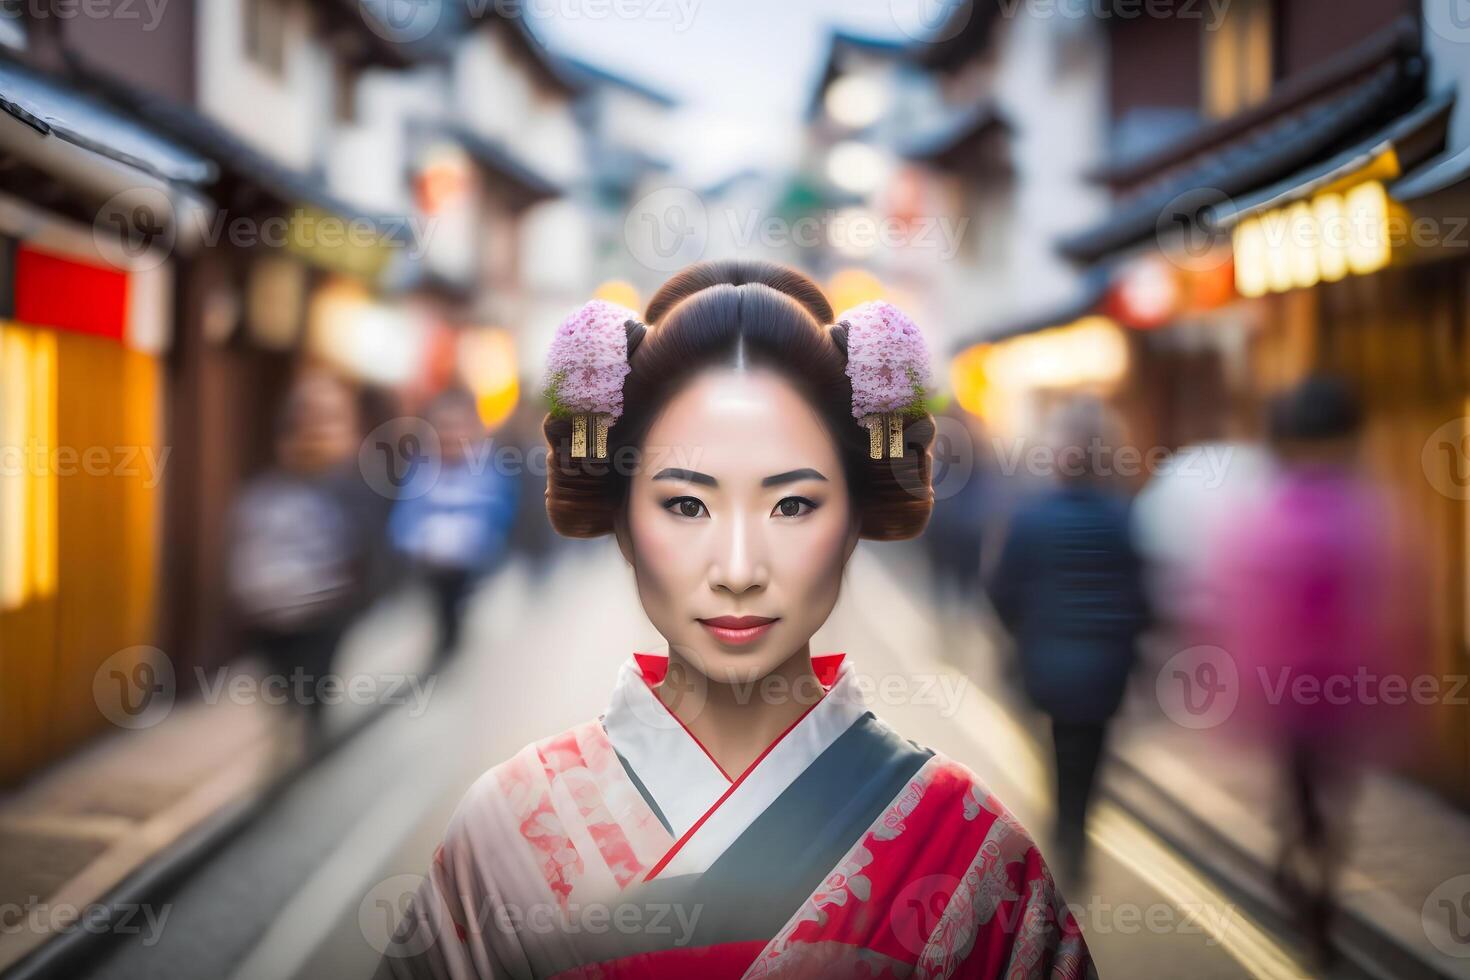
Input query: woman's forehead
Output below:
<box><xmin>639</xmin><ymin>368</ymin><xmax>841</xmax><ymax>474</ymax></box>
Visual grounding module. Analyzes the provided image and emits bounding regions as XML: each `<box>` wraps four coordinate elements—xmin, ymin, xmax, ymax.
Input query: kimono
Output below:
<box><xmin>377</xmin><ymin>653</ymin><xmax>1094</xmax><ymax>979</ymax></box>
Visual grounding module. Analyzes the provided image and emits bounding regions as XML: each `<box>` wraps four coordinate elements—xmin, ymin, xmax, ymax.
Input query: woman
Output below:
<box><xmin>379</xmin><ymin>261</ymin><xmax>1093</xmax><ymax>979</ymax></box>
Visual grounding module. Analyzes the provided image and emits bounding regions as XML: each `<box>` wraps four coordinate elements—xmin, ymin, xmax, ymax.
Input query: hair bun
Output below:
<box><xmin>645</xmin><ymin>259</ymin><xmax>834</xmax><ymax>327</ymax></box>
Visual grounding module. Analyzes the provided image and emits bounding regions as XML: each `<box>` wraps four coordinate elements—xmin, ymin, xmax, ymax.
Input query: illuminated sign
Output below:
<box><xmin>1233</xmin><ymin>181</ymin><xmax>1393</xmax><ymax>298</ymax></box>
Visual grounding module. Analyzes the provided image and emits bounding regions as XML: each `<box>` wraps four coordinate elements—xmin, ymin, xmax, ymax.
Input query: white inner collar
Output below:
<box><xmin>600</xmin><ymin>654</ymin><xmax>867</xmax><ymax>847</ymax></box>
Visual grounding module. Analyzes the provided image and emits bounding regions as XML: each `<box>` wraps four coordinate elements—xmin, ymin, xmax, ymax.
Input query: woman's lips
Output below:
<box><xmin>698</xmin><ymin>615</ymin><xmax>778</xmax><ymax>646</ymax></box>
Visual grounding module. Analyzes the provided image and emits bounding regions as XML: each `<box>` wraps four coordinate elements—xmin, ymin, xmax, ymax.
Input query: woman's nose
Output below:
<box><xmin>708</xmin><ymin>511</ymin><xmax>769</xmax><ymax>595</ymax></box>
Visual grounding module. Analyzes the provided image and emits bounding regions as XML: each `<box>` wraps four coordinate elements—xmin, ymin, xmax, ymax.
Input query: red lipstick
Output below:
<box><xmin>698</xmin><ymin>615</ymin><xmax>778</xmax><ymax>646</ymax></box>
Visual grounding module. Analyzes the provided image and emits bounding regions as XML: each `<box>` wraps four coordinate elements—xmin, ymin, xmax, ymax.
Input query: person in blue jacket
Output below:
<box><xmin>988</xmin><ymin>396</ymin><xmax>1152</xmax><ymax>884</ymax></box>
<box><xmin>389</xmin><ymin>388</ymin><xmax>518</xmax><ymax>668</ymax></box>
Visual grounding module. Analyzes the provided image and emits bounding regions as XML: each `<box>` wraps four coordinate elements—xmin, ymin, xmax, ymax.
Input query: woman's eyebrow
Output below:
<box><xmin>652</xmin><ymin>467</ymin><xmax>718</xmax><ymax>487</ymax></box>
<box><xmin>762</xmin><ymin>468</ymin><xmax>828</xmax><ymax>487</ymax></box>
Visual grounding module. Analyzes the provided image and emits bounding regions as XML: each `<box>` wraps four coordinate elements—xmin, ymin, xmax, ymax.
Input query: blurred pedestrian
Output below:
<box><xmin>926</xmin><ymin>403</ymin><xmax>989</xmax><ymax>608</ymax></box>
<box><xmin>1204</xmin><ymin>375</ymin><xmax>1423</xmax><ymax>966</ymax></box>
<box><xmin>501</xmin><ymin>394</ymin><xmax>560</xmax><ymax>578</ymax></box>
<box><xmin>988</xmin><ymin>396</ymin><xmax>1152</xmax><ymax>885</ymax></box>
<box><xmin>227</xmin><ymin>372</ymin><xmax>371</xmax><ymax>751</ymax></box>
<box><xmin>389</xmin><ymin>388</ymin><xmax>518</xmax><ymax>668</ymax></box>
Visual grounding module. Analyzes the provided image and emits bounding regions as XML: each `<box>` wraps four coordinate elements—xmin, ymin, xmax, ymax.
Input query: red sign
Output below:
<box><xmin>15</xmin><ymin>246</ymin><xmax>129</xmax><ymax>342</ymax></box>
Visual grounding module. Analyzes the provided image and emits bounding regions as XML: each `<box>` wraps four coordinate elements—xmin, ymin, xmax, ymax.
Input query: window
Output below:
<box><xmin>243</xmin><ymin>0</ymin><xmax>288</xmax><ymax>76</ymax></box>
<box><xmin>1202</xmin><ymin>0</ymin><xmax>1273</xmax><ymax>119</ymax></box>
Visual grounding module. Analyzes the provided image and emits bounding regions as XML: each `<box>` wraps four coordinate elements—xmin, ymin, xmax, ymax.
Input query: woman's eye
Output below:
<box><xmin>772</xmin><ymin>496</ymin><xmax>817</xmax><ymax>519</ymax></box>
<box><xmin>663</xmin><ymin>496</ymin><xmax>708</xmax><ymax>519</ymax></box>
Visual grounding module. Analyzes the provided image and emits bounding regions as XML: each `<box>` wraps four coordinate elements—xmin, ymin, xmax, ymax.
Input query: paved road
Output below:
<box><xmin>75</xmin><ymin>543</ymin><xmax>1364</xmax><ymax>980</ymax></box>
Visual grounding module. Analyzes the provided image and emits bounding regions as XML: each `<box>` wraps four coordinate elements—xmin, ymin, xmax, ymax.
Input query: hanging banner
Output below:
<box><xmin>14</xmin><ymin>246</ymin><xmax>128</xmax><ymax>343</ymax></box>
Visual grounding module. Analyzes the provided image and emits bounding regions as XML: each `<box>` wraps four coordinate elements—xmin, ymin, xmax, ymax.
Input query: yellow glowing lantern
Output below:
<box><xmin>1260</xmin><ymin>209</ymin><xmax>1294</xmax><ymax>294</ymax></box>
<box><xmin>593</xmin><ymin>279</ymin><xmax>642</xmax><ymax>313</ymax></box>
<box><xmin>458</xmin><ymin>327</ymin><xmax>519</xmax><ymax>429</ymax></box>
<box><xmin>1313</xmin><ymin>193</ymin><xmax>1350</xmax><ymax>282</ymax></box>
<box><xmin>950</xmin><ymin>345</ymin><xmax>990</xmax><ymax>417</ymax></box>
<box><xmin>1232</xmin><ymin>180</ymin><xmax>1394</xmax><ymax>298</ymax></box>
<box><xmin>952</xmin><ymin>317</ymin><xmax>1129</xmax><ymax>434</ymax></box>
<box><xmin>1285</xmin><ymin>201</ymin><xmax>1321</xmax><ymax>290</ymax></box>
<box><xmin>828</xmin><ymin>268</ymin><xmax>885</xmax><ymax>315</ymax></box>
<box><xmin>1233</xmin><ymin>218</ymin><xmax>1269</xmax><ymax>299</ymax></box>
<box><xmin>308</xmin><ymin>279</ymin><xmax>426</xmax><ymax>386</ymax></box>
<box><xmin>1345</xmin><ymin>180</ymin><xmax>1391</xmax><ymax>277</ymax></box>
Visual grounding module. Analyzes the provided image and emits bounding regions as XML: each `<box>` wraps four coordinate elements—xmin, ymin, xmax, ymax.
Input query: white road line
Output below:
<box><xmin>225</xmin><ymin>730</ymin><xmax>455</xmax><ymax>980</ymax></box>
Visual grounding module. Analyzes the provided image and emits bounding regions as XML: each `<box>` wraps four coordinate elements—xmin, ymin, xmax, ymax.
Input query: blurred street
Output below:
<box><xmin>58</xmin><ymin>545</ymin><xmax>1386</xmax><ymax>980</ymax></box>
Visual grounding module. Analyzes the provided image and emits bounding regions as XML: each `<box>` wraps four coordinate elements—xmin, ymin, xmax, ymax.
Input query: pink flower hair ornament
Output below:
<box><xmin>837</xmin><ymin>300</ymin><xmax>933</xmax><ymax>460</ymax></box>
<box><xmin>542</xmin><ymin>299</ymin><xmax>642</xmax><ymax>459</ymax></box>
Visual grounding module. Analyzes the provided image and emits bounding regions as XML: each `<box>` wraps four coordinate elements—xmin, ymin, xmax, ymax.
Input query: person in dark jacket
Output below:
<box><xmin>989</xmin><ymin>396</ymin><xmax>1152</xmax><ymax>884</ymax></box>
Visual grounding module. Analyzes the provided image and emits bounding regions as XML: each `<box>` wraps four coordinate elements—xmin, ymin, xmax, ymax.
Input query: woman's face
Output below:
<box><xmin>617</xmin><ymin>366</ymin><xmax>859</xmax><ymax>686</ymax></box>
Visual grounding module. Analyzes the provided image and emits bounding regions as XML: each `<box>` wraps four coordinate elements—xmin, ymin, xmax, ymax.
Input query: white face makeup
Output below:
<box><xmin>617</xmin><ymin>366</ymin><xmax>859</xmax><ymax>686</ymax></box>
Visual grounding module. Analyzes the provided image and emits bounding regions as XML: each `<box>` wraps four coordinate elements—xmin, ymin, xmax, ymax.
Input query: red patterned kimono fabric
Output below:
<box><xmin>377</xmin><ymin>654</ymin><xmax>1095</xmax><ymax>979</ymax></box>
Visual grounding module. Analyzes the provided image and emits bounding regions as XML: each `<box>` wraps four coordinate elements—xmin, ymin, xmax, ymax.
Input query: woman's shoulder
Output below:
<box><xmin>441</xmin><ymin>718</ymin><xmax>613</xmax><ymax>839</ymax></box>
<box><xmin>909</xmin><ymin>748</ymin><xmax>1041</xmax><ymax>843</ymax></box>
<box><xmin>872</xmin><ymin>746</ymin><xmax>1093</xmax><ymax>974</ymax></box>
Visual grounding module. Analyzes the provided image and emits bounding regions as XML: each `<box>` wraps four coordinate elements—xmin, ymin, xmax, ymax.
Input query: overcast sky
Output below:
<box><xmin>531</xmin><ymin>0</ymin><xmax>939</xmax><ymax>185</ymax></box>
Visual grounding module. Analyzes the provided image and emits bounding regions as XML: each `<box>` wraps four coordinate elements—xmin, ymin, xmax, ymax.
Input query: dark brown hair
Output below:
<box><xmin>543</xmin><ymin>260</ymin><xmax>934</xmax><ymax>540</ymax></box>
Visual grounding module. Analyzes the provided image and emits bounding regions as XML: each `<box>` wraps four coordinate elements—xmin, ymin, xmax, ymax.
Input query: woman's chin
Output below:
<box><xmin>688</xmin><ymin>642</ymin><xmax>790</xmax><ymax>689</ymax></box>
